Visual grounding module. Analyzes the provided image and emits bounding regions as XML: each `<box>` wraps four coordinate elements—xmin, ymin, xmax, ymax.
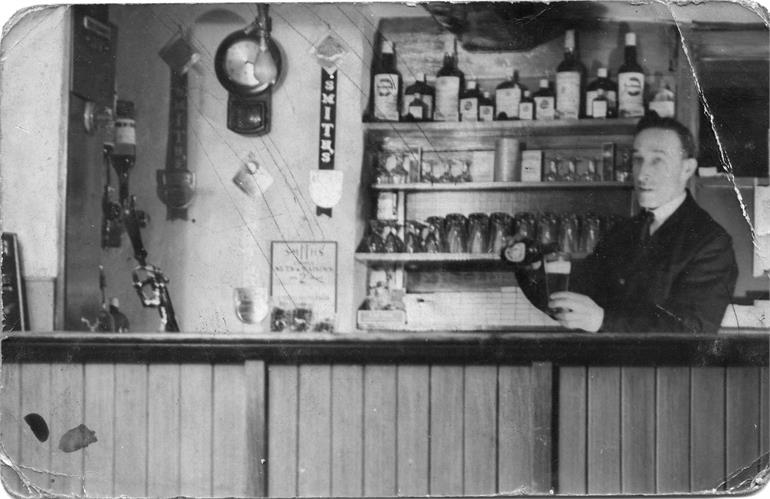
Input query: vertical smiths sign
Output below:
<box><xmin>317</xmin><ymin>68</ymin><xmax>337</xmax><ymax>217</ymax></box>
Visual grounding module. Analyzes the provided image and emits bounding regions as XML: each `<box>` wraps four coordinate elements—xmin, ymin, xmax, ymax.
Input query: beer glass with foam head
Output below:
<box><xmin>544</xmin><ymin>252</ymin><xmax>571</xmax><ymax>315</ymax></box>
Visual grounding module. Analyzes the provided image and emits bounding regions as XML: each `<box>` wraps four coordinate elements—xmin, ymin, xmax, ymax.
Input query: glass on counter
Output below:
<box><xmin>468</xmin><ymin>212</ymin><xmax>489</xmax><ymax>253</ymax></box>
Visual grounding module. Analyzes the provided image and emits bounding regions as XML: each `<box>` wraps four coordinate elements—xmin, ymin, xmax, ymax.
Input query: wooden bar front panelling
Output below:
<box><xmin>396</xmin><ymin>365</ymin><xmax>430</xmax><ymax>496</ymax></box>
<box><xmin>113</xmin><ymin>364</ymin><xmax>147</xmax><ymax>497</ymax></box>
<box><xmin>725</xmin><ymin>367</ymin><xmax>761</xmax><ymax>491</ymax></box>
<box><xmin>49</xmin><ymin>362</ymin><xmax>84</xmax><ymax>496</ymax></box>
<box><xmin>690</xmin><ymin>367</ymin><xmax>726</xmax><ymax>492</ymax></box>
<box><xmin>179</xmin><ymin>364</ymin><xmax>213</xmax><ymax>497</ymax></box>
<box><xmin>656</xmin><ymin>367</ymin><xmax>690</xmax><ymax>493</ymax></box>
<box><xmin>1</xmin><ymin>362</ymin><xmax>23</xmax><ymax>497</ymax></box>
<box><xmin>557</xmin><ymin>366</ymin><xmax>586</xmax><ymax>494</ymax></box>
<box><xmin>429</xmin><ymin>365</ymin><xmax>465</xmax><ymax>495</ymax></box>
<box><xmin>267</xmin><ymin>364</ymin><xmax>298</xmax><ymax>498</ymax></box>
<box><xmin>297</xmin><ymin>365</ymin><xmax>332</xmax><ymax>497</ymax></box>
<box><xmin>498</xmin><ymin>365</ymin><xmax>533</xmax><ymax>494</ymax></box>
<box><xmin>586</xmin><ymin>367</ymin><xmax>621</xmax><ymax>494</ymax></box>
<box><xmin>20</xmin><ymin>363</ymin><xmax>52</xmax><ymax>492</ymax></box>
<box><xmin>83</xmin><ymin>363</ymin><xmax>114</xmax><ymax>497</ymax></box>
<box><xmin>147</xmin><ymin>364</ymin><xmax>181</xmax><ymax>497</ymax></box>
<box><xmin>212</xmin><ymin>364</ymin><xmax>249</xmax><ymax>496</ymax></box>
<box><xmin>620</xmin><ymin>367</ymin><xmax>656</xmax><ymax>493</ymax></box>
<box><xmin>463</xmin><ymin>365</ymin><xmax>497</xmax><ymax>495</ymax></box>
<box><xmin>331</xmin><ymin>365</ymin><xmax>364</xmax><ymax>497</ymax></box>
<box><xmin>363</xmin><ymin>365</ymin><xmax>397</xmax><ymax>496</ymax></box>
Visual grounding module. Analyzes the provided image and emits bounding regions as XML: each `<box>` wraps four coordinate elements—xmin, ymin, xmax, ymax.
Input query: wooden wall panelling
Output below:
<box><xmin>113</xmin><ymin>364</ymin><xmax>147</xmax><ymax>496</ymax></box>
<box><xmin>497</xmin><ymin>365</ymin><xmax>533</xmax><ymax>493</ymax></box>
<box><xmin>48</xmin><ymin>362</ymin><xmax>85</xmax><ymax>496</ymax></box>
<box><xmin>557</xmin><ymin>366</ymin><xmax>587</xmax><ymax>495</ymax></box>
<box><xmin>655</xmin><ymin>366</ymin><xmax>691</xmax><ymax>493</ymax></box>
<box><xmin>396</xmin><ymin>365</ymin><xmax>429</xmax><ymax>496</ymax></box>
<box><xmin>690</xmin><ymin>367</ymin><xmax>726</xmax><ymax>492</ymax></box>
<box><xmin>19</xmin><ymin>363</ymin><xmax>52</xmax><ymax>492</ymax></box>
<box><xmin>179</xmin><ymin>364</ymin><xmax>213</xmax><ymax>496</ymax></box>
<box><xmin>146</xmin><ymin>364</ymin><xmax>181</xmax><ymax>497</ymax></box>
<box><xmin>363</xmin><ymin>365</ymin><xmax>397</xmax><ymax>497</ymax></box>
<box><xmin>297</xmin><ymin>365</ymin><xmax>332</xmax><ymax>497</ymax></box>
<box><xmin>331</xmin><ymin>364</ymin><xmax>364</xmax><ymax>497</ymax></box>
<box><xmin>725</xmin><ymin>367</ymin><xmax>761</xmax><ymax>491</ymax></box>
<box><xmin>586</xmin><ymin>366</ymin><xmax>621</xmax><ymax>494</ymax></box>
<box><xmin>245</xmin><ymin>360</ymin><xmax>267</xmax><ymax>497</ymax></box>
<box><xmin>620</xmin><ymin>367</ymin><xmax>656</xmax><ymax>493</ymax></box>
<box><xmin>531</xmin><ymin>362</ymin><xmax>553</xmax><ymax>494</ymax></box>
<box><xmin>463</xmin><ymin>365</ymin><xmax>498</xmax><ymax>495</ymax></box>
<box><xmin>761</xmin><ymin>367</ymin><xmax>769</xmax><ymax>473</ymax></box>
<box><xmin>83</xmin><ymin>363</ymin><xmax>114</xmax><ymax>497</ymax></box>
<box><xmin>429</xmin><ymin>365</ymin><xmax>464</xmax><ymax>495</ymax></box>
<box><xmin>1</xmin><ymin>362</ymin><xmax>24</xmax><ymax>496</ymax></box>
<box><xmin>267</xmin><ymin>364</ymin><xmax>298</xmax><ymax>497</ymax></box>
<box><xmin>212</xmin><ymin>363</ymin><xmax>249</xmax><ymax>496</ymax></box>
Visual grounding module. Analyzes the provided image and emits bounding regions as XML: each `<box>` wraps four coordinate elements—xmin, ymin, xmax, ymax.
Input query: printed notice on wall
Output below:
<box><xmin>270</xmin><ymin>241</ymin><xmax>337</xmax><ymax>331</ymax></box>
<box><xmin>754</xmin><ymin>185</ymin><xmax>770</xmax><ymax>276</ymax></box>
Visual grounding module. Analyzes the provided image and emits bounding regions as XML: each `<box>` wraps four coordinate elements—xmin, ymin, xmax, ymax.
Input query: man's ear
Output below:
<box><xmin>682</xmin><ymin>157</ymin><xmax>698</xmax><ymax>179</ymax></box>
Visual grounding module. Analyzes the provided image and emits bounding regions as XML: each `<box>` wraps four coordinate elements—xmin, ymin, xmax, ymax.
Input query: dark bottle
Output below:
<box><xmin>586</xmin><ymin>67</ymin><xmax>617</xmax><ymax>118</ymax></box>
<box><xmin>617</xmin><ymin>32</ymin><xmax>645</xmax><ymax>117</ymax></box>
<box><xmin>112</xmin><ymin>100</ymin><xmax>136</xmax><ymax>203</ymax></box>
<box><xmin>371</xmin><ymin>39</ymin><xmax>402</xmax><ymax>122</ymax></box>
<box><xmin>533</xmin><ymin>79</ymin><xmax>555</xmax><ymax>120</ymax></box>
<box><xmin>403</xmin><ymin>72</ymin><xmax>434</xmax><ymax>121</ymax></box>
<box><xmin>502</xmin><ymin>238</ymin><xmax>560</xmax><ymax>265</ymax></box>
<box><xmin>460</xmin><ymin>80</ymin><xmax>481</xmax><ymax>121</ymax></box>
<box><xmin>405</xmin><ymin>93</ymin><xmax>429</xmax><ymax>122</ymax></box>
<box><xmin>518</xmin><ymin>89</ymin><xmax>534</xmax><ymax>120</ymax></box>
<box><xmin>591</xmin><ymin>88</ymin><xmax>609</xmax><ymax>119</ymax></box>
<box><xmin>495</xmin><ymin>69</ymin><xmax>524</xmax><ymax>120</ymax></box>
<box><xmin>434</xmin><ymin>39</ymin><xmax>464</xmax><ymax>122</ymax></box>
<box><xmin>479</xmin><ymin>91</ymin><xmax>495</xmax><ymax>122</ymax></box>
<box><xmin>555</xmin><ymin>29</ymin><xmax>585</xmax><ymax>119</ymax></box>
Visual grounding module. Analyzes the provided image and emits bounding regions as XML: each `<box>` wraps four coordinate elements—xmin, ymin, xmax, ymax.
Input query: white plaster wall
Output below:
<box><xmin>0</xmin><ymin>6</ymin><xmax>70</xmax><ymax>330</ymax></box>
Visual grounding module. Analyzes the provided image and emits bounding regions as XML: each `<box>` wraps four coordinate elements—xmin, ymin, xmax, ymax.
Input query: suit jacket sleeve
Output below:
<box><xmin>598</xmin><ymin>231</ymin><xmax>738</xmax><ymax>333</ymax></box>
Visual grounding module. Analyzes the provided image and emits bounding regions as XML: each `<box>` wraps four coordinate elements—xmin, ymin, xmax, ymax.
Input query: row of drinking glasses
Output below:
<box><xmin>357</xmin><ymin>212</ymin><xmax>626</xmax><ymax>254</ymax></box>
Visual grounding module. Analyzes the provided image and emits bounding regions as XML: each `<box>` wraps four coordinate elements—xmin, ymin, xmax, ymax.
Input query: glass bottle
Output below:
<box><xmin>495</xmin><ymin>69</ymin><xmax>524</xmax><ymax>120</ymax></box>
<box><xmin>518</xmin><ymin>89</ymin><xmax>534</xmax><ymax>120</ymax></box>
<box><xmin>556</xmin><ymin>29</ymin><xmax>585</xmax><ymax>119</ymax></box>
<box><xmin>403</xmin><ymin>72</ymin><xmax>434</xmax><ymax>120</ymax></box>
<box><xmin>371</xmin><ymin>39</ymin><xmax>402</xmax><ymax>122</ymax></box>
<box><xmin>617</xmin><ymin>32</ymin><xmax>645</xmax><ymax>118</ymax></box>
<box><xmin>434</xmin><ymin>39</ymin><xmax>464</xmax><ymax>122</ymax></box>
<box><xmin>479</xmin><ymin>91</ymin><xmax>495</xmax><ymax>122</ymax></box>
<box><xmin>586</xmin><ymin>67</ymin><xmax>617</xmax><ymax>118</ymax></box>
<box><xmin>533</xmin><ymin>78</ymin><xmax>555</xmax><ymax>120</ymax></box>
<box><xmin>648</xmin><ymin>80</ymin><xmax>676</xmax><ymax>118</ymax></box>
<box><xmin>460</xmin><ymin>80</ymin><xmax>481</xmax><ymax>122</ymax></box>
<box><xmin>591</xmin><ymin>88</ymin><xmax>609</xmax><ymax>119</ymax></box>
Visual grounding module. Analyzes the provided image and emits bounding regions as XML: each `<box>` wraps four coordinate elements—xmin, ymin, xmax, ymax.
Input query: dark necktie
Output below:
<box><xmin>639</xmin><ymin>210</ymin><xmax>655</xmax><ymax>246</ymax></box>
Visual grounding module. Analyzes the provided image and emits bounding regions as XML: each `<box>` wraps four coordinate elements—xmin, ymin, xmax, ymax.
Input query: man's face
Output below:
<box><xmin>632</xmin><ymin>128</ymin><xmax>697</xmax><ymax>210</ymax></box>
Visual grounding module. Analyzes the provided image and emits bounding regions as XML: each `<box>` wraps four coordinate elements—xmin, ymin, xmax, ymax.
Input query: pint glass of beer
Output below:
<box><xmin>544</xmin><ymin>252</ymin><xmax>571</xmax><ymax>315</ymax></box>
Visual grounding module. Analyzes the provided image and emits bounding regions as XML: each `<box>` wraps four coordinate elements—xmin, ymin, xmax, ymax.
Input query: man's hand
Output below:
<box><xmin>548</xmin><ymin>291</ymin><xmax>604</xmax><ymax>332</ymax></box>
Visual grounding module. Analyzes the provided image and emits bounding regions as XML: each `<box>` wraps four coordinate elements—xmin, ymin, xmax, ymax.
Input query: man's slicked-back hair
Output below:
<box><xmin>635</xmin><ymin>112</ymin><xmax>696</xmax><ymax>159</ymax></box>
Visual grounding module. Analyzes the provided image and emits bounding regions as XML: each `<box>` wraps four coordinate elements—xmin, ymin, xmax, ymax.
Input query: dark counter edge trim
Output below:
<box><xmin>1</xmin><ymin>331</ymin><xmax>768</xmax><ymax>366</ymax></box>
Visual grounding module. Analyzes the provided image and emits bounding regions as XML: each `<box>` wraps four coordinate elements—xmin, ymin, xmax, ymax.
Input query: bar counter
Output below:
<box><xmin>1</xmin><ymin>330</ymin><xmax>768</xmax><ymax>497</ymax></box>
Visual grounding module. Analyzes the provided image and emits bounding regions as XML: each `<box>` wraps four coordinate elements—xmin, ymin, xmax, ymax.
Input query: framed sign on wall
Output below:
<box><xmin>270</xmin><ymin>241</ymin><xmax>337</xmax><ymax>332</ymax></box>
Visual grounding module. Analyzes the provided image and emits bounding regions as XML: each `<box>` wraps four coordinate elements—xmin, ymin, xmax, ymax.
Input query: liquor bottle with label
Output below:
<box><xmin>617</xmin><ymin>32</ymin><xmax>645</xmax><ymax>117</ymax></box>
<box><xmin>434</xmin><ymin>39</ymin><xmax>464</xmax><ymax>121</ymax></box>
<box><xmin>479</xmin><ymin>91</ymin><xmax>495</xmax><ymax>121</ymax></box>
<box><xmin>460</xmin><ymin>80</ymin><xmax>481</xmax><ymax>121</ymax></box>
<box><xmin>112</xmin><ymin>99</ymin><xmax>136</xmax><ymax>202</ymax></box>
<box><xmin>405</xmin><ymin>93</ymin><xmax>429</xmax><ymax>122</ymax></box>
<box><xmin>502</xmin><ymin>238</ymin><xmax>560</xmax><ymax>266</ymax></box>
<box><xmin>371</xmin><ymin>39</ymin><xmax>402</xmax><ymax>122</ymax></box>
<box><xmin>533</xmin><ymin>79</ymin><xmax>555</xmax><ymax>120</ymax></box>
<box><xmin>403</xmin><ymin>72</ymin><xmax>434</xmax><ymax>120</ymax></box>
<box><xmin>495</xmin><ymin>69</ymin><xmax>524</xmax><ymax>120</ymax></box>
<box><xmin>586</xmin><ymin>67</ymin><xmax>617</xmax><ymax>118</ymax></box>
<box><xmin>648</xmin><ymin>80</ymin><xmax>676</xmax><ymax>118</ymax></box>
<box><xmin>556</xmin><ymin>29</ymin><xmax>585</xmax><ymax>119</ymax></box>
<box><xmin>519</xmin><ymin>89</ymin><xmax>534</xmax><ymax>120</ymax></box>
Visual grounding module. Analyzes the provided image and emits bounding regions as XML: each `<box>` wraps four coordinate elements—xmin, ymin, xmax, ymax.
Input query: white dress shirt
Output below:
<box><xmin>649</xmin><ymin>192</ymin><xmax>687</xmax><ymax>235</ymax></box>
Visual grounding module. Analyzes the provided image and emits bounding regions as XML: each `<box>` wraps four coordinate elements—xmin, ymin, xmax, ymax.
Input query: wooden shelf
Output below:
<box><xmin>355</xmin><ymin>252</ymin><xmax>589</xmax><ymax>263</ymax></box>
<box><xmin>364</xmin><ymin>117</ymin><xmax>639</xmax><ymax>138</ymax></box>
<box><xmin>371</xmin><ymin>181</ymin><xmax>634</xmax><ymax>192</ymax></box>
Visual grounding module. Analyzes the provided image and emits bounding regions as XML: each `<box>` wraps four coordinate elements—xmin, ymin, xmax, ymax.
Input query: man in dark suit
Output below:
<box><xmin>517</xmin><ymin>115</ymin><xmax>738</xmax><ymax>333</ymax></box>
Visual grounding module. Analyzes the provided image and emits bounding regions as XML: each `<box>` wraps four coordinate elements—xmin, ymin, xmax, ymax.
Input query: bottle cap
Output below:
<box><xmin>539</xmin><ymin>78</ymin><xmax>549</xmax><ymax>88</ymax></box>
<box><xmin>625</xmin><ymin>32</ymin><xmax>637</xmax><ymax>46</ymax></box>
<box><xmin>597</xmin><ymin>67</ymin><xmax>608</xmax><ymax>78</ymax></box>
